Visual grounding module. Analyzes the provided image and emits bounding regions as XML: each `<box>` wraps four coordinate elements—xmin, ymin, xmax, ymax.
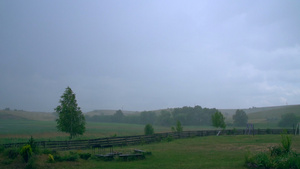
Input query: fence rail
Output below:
<box><xmin>1</xmin><ymin>129</ymin><xmax>294</xmax><ymax>150</ymax></box>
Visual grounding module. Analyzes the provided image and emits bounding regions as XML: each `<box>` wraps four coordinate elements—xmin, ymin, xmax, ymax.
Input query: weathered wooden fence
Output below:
<box><xmin>1</xmin><ymin>129</ymin><xmax>294</xmax><ymax>150</ymax></box>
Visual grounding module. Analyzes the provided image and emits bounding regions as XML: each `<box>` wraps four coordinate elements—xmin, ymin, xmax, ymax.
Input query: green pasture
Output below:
<box><xmin>0</xmin><ymin>118</ymin><xmax>293</xmax><ymax>145</ymax></box>
<box><xmin>0</xmin><ymin>119</ymin><xmax>217</xmax><ymax>144</ymax></box>
<box><xmin>1</xmin><ymin>135</ymin><xmax>300</xmax><ymax>169</ymax></box>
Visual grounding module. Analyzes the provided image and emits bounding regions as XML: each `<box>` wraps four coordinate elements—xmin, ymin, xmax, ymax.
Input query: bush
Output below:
<box><xmin>4</xmin><ymin>147</ymin><xmax>19</xmax><ymax>159</ymax></box>
<box><xmin>269</xmin><ymin>146</ymin><xmax>284</xmax><ymax>157</ymax></box>
<box><xmin>0</xmin><ymin>145</ymin><xmax>4</xmax><ymax>153</ymax></box>
<box><xmin>280</xmin><ymin>131</ymin><xmax>291</xmax><ymax>153</ymax></box>
<box><xmin>48</xmin><ymin>154</ymin><xmax>55</xmax><ymax>163</ymax></box>
<box><xmin>25</xmin><ymin>156</ymin><xmax>37</xmax><ymax>169</ymax></box>
<box><xmin>20</xmin><ymin>145</ymin><xmax>32</xmax><ymax>163</ymax></box>
<box><xmin>162</xmin><ymin>135</ymin><xmax>174</xmax><ymax>142</ymax></box>
<box><xmin>144</xmin><ymin>124</ymin><xmax>154</xmax><ymax>135</ymax></box>
<box><xmin>53</xmin><ymin>154</ymin><xmax>64</xmax><ymax>162</ymax></box>
<box><xmin>54</xmin><ymin>151</ymin><xmax>79</xmax><ymax>162</ymax></box>
<box><xmin>42</xmin><ymin>149</ymin><xmax>52</xmax><ymax>154</ymax></box>
<box><xmin>245</xmin><ymin>152</ymin><xmax>273</xmax><ymax>169</ymax></box>
<box><xmin>245</xmin><ymin>132</ymin><xmax>299</xmax><ymax>169</ymax></box>
<box><xmin>27</xmin><ymin>136</ymin><xmax>38</xmax><ymax>153</ymax></box>
<box><xmin>79</xmin><ymin>153</ymin><xmax>91</xmax><ymax>160</ymax></box>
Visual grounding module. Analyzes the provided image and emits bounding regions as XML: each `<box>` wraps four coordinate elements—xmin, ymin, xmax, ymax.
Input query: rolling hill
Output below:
<box><xmin>1</xmin><ymin>104</ymin><xmax>299</xmax><ymax>124</ymax></box>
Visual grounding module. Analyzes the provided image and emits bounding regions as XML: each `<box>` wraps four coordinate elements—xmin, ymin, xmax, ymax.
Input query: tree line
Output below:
<box><xmin>85</xmin><ymin>106</ymin><xmax>221</xmax><ymax>126</ymax></box>
<box><xmin>54</xmin><ymin>86</ymin><xmax>297</xmax><ymax>139</ymax></box>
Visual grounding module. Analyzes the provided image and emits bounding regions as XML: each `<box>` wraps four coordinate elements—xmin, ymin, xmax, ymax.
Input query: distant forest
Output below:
<box><xmin>85</xmin><ymin>106</ymin><xmax>218</xmax><ymax>126</ymax></box>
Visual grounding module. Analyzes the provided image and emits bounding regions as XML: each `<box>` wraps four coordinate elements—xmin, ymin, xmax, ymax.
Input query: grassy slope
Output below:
<box><xmin>2</xmin><ymin>104</ymin><xmax>299</xmax><ymax>122</ymax></box>
<box><xmin>85</xmin><ymin>110</ymin><xmax>139</xmax><ymax>116</ymax></box>
<box><xmin>0</xmin><ymin>110</ymin><xmax>56</xmax><ymax>121</ymax></box>
<box><xmin>222</xmin><ymin>105</ymin><xmax>300</xmax><ymax>123</ymax></box>
<box><xmin>1</xmin><ymin>135</ymin><xmax>300</xmax><ymax>169</ymax></box>
<box><xmin>248</xmin><ymin>104</ymin><xmax>300</xmax><ymax>122</ymax></box>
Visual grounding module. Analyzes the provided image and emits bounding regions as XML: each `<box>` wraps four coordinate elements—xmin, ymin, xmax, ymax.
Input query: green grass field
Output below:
<box><xmin>0</xmin><ymin>119</ymin><xmax>218</xmax><ymax>144</ymax></box>
<box><xmin>1</xmin><ymin>135</ymin><xmax>300</xmax><ymax>169</ymax></box>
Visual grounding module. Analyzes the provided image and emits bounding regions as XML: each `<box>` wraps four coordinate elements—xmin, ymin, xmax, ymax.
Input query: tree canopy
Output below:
<box><xmin>233</xmin><ymin>109</ymin><xmax>248</xmax><ymax>127</ymax></box>
<box><xmin>55</xmin><ymin>87</ymin><xmax>86</xmax><ymax>139</ymax></box>
<box><xmin>211</xmin><ymin>111</ymin><xmax>226</xmax><ymax>129</ymax></box>
<box><xmin>278</xmin><ymin>113</ymin><xmax>298</xmax><ymax>127</ymax></box>
<box><xmin>144</xmin><ymin>124</ymin><xmax>154</xmax><ymax>135</ymax></box>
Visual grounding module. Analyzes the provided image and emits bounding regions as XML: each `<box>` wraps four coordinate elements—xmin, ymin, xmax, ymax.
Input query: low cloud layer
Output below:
<box><xmin>1</xmin><ymin>1</ymin><xmax>299</xmax><ymax>112</ymax></box>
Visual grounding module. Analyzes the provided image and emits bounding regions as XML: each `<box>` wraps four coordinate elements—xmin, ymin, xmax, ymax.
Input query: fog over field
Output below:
<box><xmin>1</xmin><ymin>1</ymin><xmax>300</xmax><ymax>112</ymax></box>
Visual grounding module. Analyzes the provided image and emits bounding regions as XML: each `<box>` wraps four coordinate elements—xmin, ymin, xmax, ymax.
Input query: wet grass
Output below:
<box><xmin>1</xmin><ymin>135</ymin><xmax>300</xmax><ymax>169</ymax></box>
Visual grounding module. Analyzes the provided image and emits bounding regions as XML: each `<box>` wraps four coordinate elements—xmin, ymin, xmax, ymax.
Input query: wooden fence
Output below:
<box><xmin>1</xmin><ymin>129</ymin><xmax>294</xmax><ymax>150</ymax></box>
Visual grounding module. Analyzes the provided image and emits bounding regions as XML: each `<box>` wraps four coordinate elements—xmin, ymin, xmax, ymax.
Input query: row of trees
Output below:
<box><xmin>85</xmin><ymin>106</ymin><xmax>222</xmax><ymax>126</ymax></box>
<box><xmin>211</xmin><ymin>109</ymin><xmax>248</xmax><ymax>129</ymax></box>
<box><xmin>86</xmin><ymin>107</ymin><xmax>250</xmax><ymax>128</ymax></box>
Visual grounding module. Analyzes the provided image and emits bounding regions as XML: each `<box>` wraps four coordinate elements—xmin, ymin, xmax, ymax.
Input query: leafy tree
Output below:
<box><xmin>112</xmin><ymin>109</ymin><xmax>124</xmax><ymax>123</ymax></box>
<box><xmin>175</xmin><ymin>120</ymin><xmax>183</xmax><ymax>132</ymax></box>
<box><xmin>233</xmin><ymin>109</ymin><xmax>248</xmax><ymax>127</ymax></box>
<box><xmin>55</xmin><ymin>87</ymin><xmax>86</xmax><ymax>139</ymax></box>
<box><xmin>144</xmin><ymin>124</ymin><xmax>154</xmax><ymax>135</ymax></box>
<box><xmin>278</xmin><ymin>113</ymin><xmax>298</xmax><ymax>127</ymax></box>
<box><xmin>211</xmin><ymin>111</ymin><xmax>226</xmax><ymax>129</ymax></box>
<box><xmin>140</xmin><ymin>111</ymin><xmax>157</xmax><ymax>124</ymax></box>
<box><xmin>157</xmin><ymin>110</ymin><xmax>173</xmax><ymax>126</ymax></box>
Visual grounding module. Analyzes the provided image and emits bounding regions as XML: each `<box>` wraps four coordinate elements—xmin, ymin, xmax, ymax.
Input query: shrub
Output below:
<box><xmin>53</xmin><ymin>154</ymin><xmax>64</xmax><ymax>162</ymax></box>
<box><xmin>269</xmin><ymin>146</ymin><xmax>284</xmax><ymax>157</ymax></box>
<box><xmin>4</xmin><ymin>147</ymin><xmax>19</xmax><ymax>159</ymax></box>
<box><xmin>144</xmin><ymin>124</ymin><xmax>154</xmax><ymax>135</ymax></box>
<box><xmin>79</xmin><ymin>153</ymin><xmax>91</xmax><ymax>160</ymax></box>
<box><xmin>64</xmin><ymin>151</ymin><xmax>79</xmax><ymax>161</ymax></box>
<box><xmin>54</xmin><ymin>151</ymin><xmax>79</xmax><ymax>162</ymax></box>
<box><xmin>25</xmin><ymin>156</ymin><xmax>37</xmax><ymax>169</ymax></box>
<box><xmin>42</xmin><ymin>149</ymin><xmax>52</xmax><ymax>154</ymax></box>
<box><xmin>162</xmin><ymin>135</ymin><xmax>173</xmax><ymax>142</ymax></box>
<box><xmin>20</xmin><ymin>145</ymin><xmax>32</xmax><ymax>163</ymax></box>
<box><xmin>27</xmin><ymin>136</ymin><xmax>38</xmax><ymax>153</ymax></box>
<box><xmin>0</xmin><ymin>145</ymin><xmax>4</xmax><ymax>153</ymax></box>
<box><xmin>1</xmin><ymin>159</ymin><xmax>13</xmax><ymax>165</ymax></box>
<box><xmin>48</xmin><ymin>154</ymin><xmax>55</xmax><ymax>163</ymax></box>
<box><xmin>245</xmin><ymin>132</ymin><xmax>299</xmax><ymax>169</ymax></box>
<box><xmin>280</xmin><ymin>131</ymin><xmax>291</xmax><ymax>153</ymax></box>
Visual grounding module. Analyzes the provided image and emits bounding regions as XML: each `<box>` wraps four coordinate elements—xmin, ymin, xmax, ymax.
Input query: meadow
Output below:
<box><xmin>1</xmin><ymin>135</ymin><xmax>300</xmax><ymax>169</ymax></box>
<box><xmin>0</xmin><ymin>119</ymin><xmax>218</xmax><ymax>144</ymax></box>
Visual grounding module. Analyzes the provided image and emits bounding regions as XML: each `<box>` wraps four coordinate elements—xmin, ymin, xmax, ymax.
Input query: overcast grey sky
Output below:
<box><xmin>1</xmin><ymin>1</ymin><xmax>300</xmax><ymax>112</ymax></box>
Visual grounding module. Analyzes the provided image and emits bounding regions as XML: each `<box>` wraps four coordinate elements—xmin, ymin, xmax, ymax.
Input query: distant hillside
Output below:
<box><xmin>85</xmin><ymin>109</ymin><xmax>140</xmax><ymax>117</ymax></box>
<box><xmin>247</xmin><ymin>104</ymin><xmax>300</xmax><ymax>123</ymax></box>
<box><xmin>1</xmin><ymin>104</ymin><xmax>299</xmax><ymax>124</ymax></box>
<box><xmin>0</xmin><ymin>110</ymin><xmax>56</xmax><ymax>121</ymax></box>
<box><xmin>219</xmin><ymin>105</ymin><xmax>300</xmax><ymax>123</ymax></box>
<box><xmin>218</xmin><ymin>105</ymin><xmax>300</xmax><ymax>122</ymax></box>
